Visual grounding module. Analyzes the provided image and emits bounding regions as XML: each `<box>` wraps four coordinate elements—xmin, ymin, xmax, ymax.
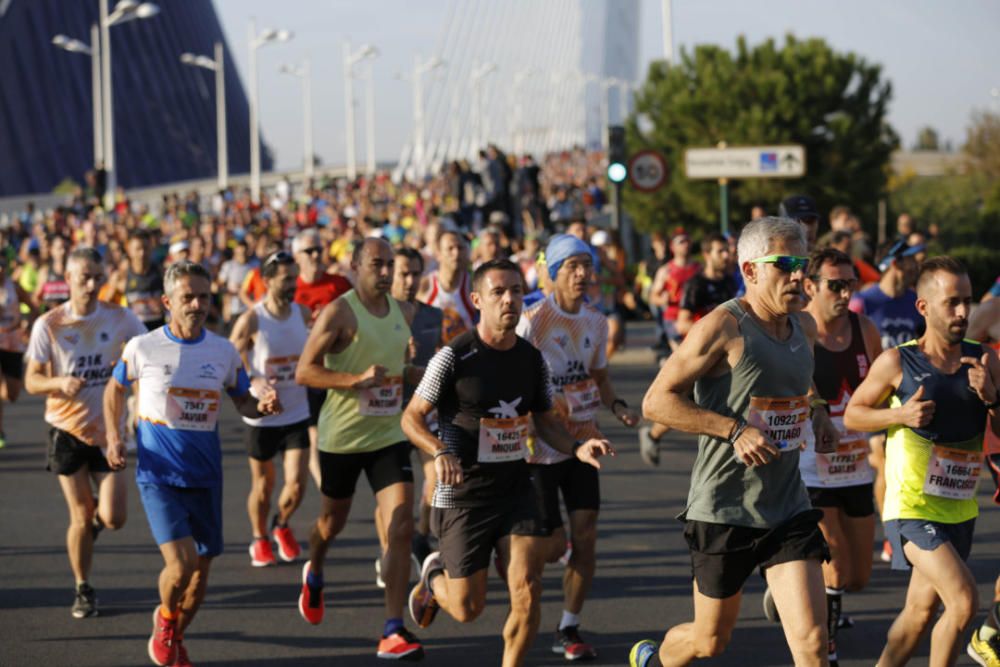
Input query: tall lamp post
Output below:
<box><xmin>100</xmin><ymin>0</ymin><xmax>160</xmax><ymax>211</ymax></box>
<box><xmin>279</xmin><ymin>58</ymin><xmax>314</xmax><ymax>182</ymax></box>
<box><xmin>343</xmin><ymin>43</ymin><xmax>378</xmax><ymax>181</ymax></box>
<box><xmin>363</xmin><ymin>59</ymin><xmax>378</xmax><ymax>177</ymax></box>
<box><xmin>470</xmin><ymin>62</ymin><xmax>498</xmax><ymax>155</ymax></box>
<box><xmin>180</xmin><ymin>43</ymin><xmax>227</xmax><ymax>190</ymax></box>
<box><xmin>248</xmin><ymin>20</ymin><xmax>293</xmax><ymax>203</ymax></box>
<box><xmin>51</xmin><ymin>26</ymin><xmax>103</xmax><ymax>169</ymax></box>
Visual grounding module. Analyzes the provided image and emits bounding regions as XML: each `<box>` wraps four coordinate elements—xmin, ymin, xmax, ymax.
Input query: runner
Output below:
<box><xmin>403</xmin><ymin>258</ymin><xmax>613</xmax><ymax>667</ymax></box>
<box><xmin>844</xmin><ymin>256</ymin><xmax>999</xmax><ymax>667</ymax></box>
<box><xmin>649</xmin><ymin>230</ymin><xmax>699</xmax><ymax>357</ymax></box>
<box><xmin>292</xmin><ymin>229</ymin><xmax>352</xmax><ymax>490</ymax></box>
<box><xmin>294</xmin><ymin>238</ymin><xmax>425</xmax><ymax>661</ymax></box>
<box><xmin>124</xmin><ymin>229</ymin><xmax>166</xmax><ymax>331</ymax></box>
<box><xmin>36</xmin><ymin>234</ymin><xmax>71</xmax><ymax>311</ymax></box>
<box><xmin>418</xmin><ymin>230</ymin><xmax>476</xmax><ymax>344</ymax></box>
<box><xmin>850</xmin><ymin>237</ymin><xmax>925</xmax><ymax>562</ymax></box>
<box><xmin>797</xmin><ymin>247</ymin><xmax>883</xmax><ymax>666</ymax></box>
<box><xmin>104</xmin><ymin>260</ymin><xmax>281</xmax><ymax>666</ymax></box>
<box><xmin>0</xmin><ymin>256</ymin><xmax>33</xmax><ymax>448</ymax></box>
<box><xmin>779</xmin><ymin>195</ymin><xmax>822</xmax><ymax>250</ymax></box>
<box><xmin>517</xmin><ymin>235</ymin><xmax>639</xmax><ymax>660</ymax></box>
<box><xmin>24</xmin><ymin>247</ymin><xmax>145</xmax><ymax>618</ymax></box>
<box><xmin>630</xmin><ymin>217</ymin><xmax>831</xmax><ymax>667</ymax></box>
<box><xmin>229</xmin><ymin>251</ymin><xmax>311</xmax><ymax>567</ymax></box>
<box><xmin>216</xmin><ymin>240</ymin><xmax>256</xmax><ymax>330</ymax></box>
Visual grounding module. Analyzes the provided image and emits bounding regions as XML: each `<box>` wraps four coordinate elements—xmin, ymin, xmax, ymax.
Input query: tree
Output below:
<box><xmin>964</xmin><ymin>110</ymin><xmax>1000</xmax><ymax>183</ymax></box>
<box><xmin>914</xmin><ymin>126</ymin><xmax>940</xmax><ymax>151</ymax></box>
<box><xmin>624</xmin><ymin>35</ymin><xmax>898</xmax><ymax>236</ymax></box>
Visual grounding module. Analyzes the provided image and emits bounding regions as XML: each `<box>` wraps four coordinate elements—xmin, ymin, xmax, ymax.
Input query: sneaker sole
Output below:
<box><xmin>551</xmin><ymin>647</ymin><xmax>597</xmax><ymax>661</ymax></box>
<box><xmin>298</xmin><ymin>562</ymin><xmax>323</xmax><ymax>625</ymax></box>
<box><xmin>72</xmin><ymin>608</ymin><xmax>98</xmax><ymax>619</ymax></box>
<box><xmin>148</xmin><ymin>609</ymin><xmax>175</xmax><ymax>666</ymax></box>
<box><xmin>408</xmin><ymin>582</ymin><xmax>438</xmax><ymax>628</ymax></box>
<box><xmin>377</xmin><ymin>646</ymin><xmax>426</xmax><ymax>661</ymax></box>
<box><xmin>249</xmin><ymin>544</ymin><xmax>276</xmax><ymax>567</ymax></box>
<box><xmin>275</xmin><ymin>543</ymin><xmax>300</xmax><ymax>562</ymax></box>
<box><xmin>967</xmin><ymin>641</ymin><xmax>990</xmax><ymax>667</ymax></box>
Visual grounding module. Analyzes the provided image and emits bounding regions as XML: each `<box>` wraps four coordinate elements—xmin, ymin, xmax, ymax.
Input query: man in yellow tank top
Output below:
<box><xmin>846</xmin><ymin>257</ymin><xmax>1000</xmax><ymax>667</ymax></box>
<box><xmin>293</xmin><ymin>238</ymin><xmax>426</xmax><ymax>661</ymax></box>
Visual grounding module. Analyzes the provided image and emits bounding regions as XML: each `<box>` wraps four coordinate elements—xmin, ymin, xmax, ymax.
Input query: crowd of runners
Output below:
<box><xmin>0</xmin><ymin>147</ymin><xmax>998</xmax><ymax>667</ymax></box>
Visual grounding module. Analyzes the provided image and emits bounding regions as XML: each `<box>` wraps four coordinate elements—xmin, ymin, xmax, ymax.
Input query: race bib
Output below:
<box><xmin>264</xmin><ymin>355</ymin><xmax>298</xmax><ymax>386</ymax></box>
<box><xmin>358</xmin><ymin>376</ymin><xmax>403</xmax><ymax>416</ymax></box>
<box><xmin>747</xmin><ymin>396</ymin><xmax>810</xmax><ymax>452</ymax></box>
<box><xmin>563</xmin><ymin>378</ymin><xmax>601</xmax><ymax>422</ymax></box>
<box><xmin>478</xmin><ymin>414</ymin><xmax>530</xmax><ymax>463</ymax></box>
<box><xmin>165</xmin><ymin>388</ymin><xmax>220</xmax><ymax>431</ymax></box>
<box><xmin>923</xmin><ymin>445</ymin><xmax>981</xmax><ymax>500</ymax></box>
<box><xmin>817</xmin><ymin>443</ymin><xmax>872</xmax><ymax>486</ymax></box>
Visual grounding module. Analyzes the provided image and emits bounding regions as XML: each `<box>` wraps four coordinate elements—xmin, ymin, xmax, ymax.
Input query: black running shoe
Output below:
<box><xmin>552</xmin><ymin>625</ymin><xmax>596</xmax><ymax>661</ymax></box>
<box><xmin>72</xmin><ymin>583</ymin><xmax>98</xmax><ymax>619</ymax></box>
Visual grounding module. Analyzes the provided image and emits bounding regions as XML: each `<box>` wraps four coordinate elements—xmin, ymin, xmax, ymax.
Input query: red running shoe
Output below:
<box><xmin>552</xmin><ymin>625</ymin><xmax>597</xmax><ymax>661</ymax></box>
<box><xmin>298</xmin><ymin>561</ymin><xmax>324</xmax><ymax>625</ymax></box>
<box><xmin>172</xmin><ymin>638</ymin><xmax>193</xmax><ymax>666</ymax></box>
<box><xmin>377</xmin><ymin>627</ymin><xmax>425</xmax><ymax>661</ymax></box>
<box><xmin>249</xmin><ymin>538</ymin><xmax>277</xmax><ymax>567</ymax></box>
<box><xmin>148</xmin><ymin>608</ymin><xmax>178</xmax><ymax>666</ymax></box>
<box><xmin>272</xmin><ymin>524</ymin><xmax>301</xmax><ymax>562</ymax></box>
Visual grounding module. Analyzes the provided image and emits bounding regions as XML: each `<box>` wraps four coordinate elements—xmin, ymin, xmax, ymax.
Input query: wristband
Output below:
<box><xmin>611</xmin><ymin>398</ymin><xmax>628</xmax><ymax>416</ymax></box>
<box><xmin>433</xmin><ymin>449</ymin><xmax>450</xmax><ymax>459</ymax></box>
<box><xmin>985</xmin><ymin>396</ymin><xmax>1000</xmax><ymax>410</ymax></box>
<box><xmin>727</xmin><ymin>417</ymin><xmax>748</xmax><ymax>445</ymax></box>
<box><xmin>572</xmin><ymin>440</ymin><xmax>584</xmax><ymax>453</ymax></box>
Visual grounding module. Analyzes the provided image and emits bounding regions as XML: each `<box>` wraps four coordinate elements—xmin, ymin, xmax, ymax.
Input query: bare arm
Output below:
<box><xmin>858</xmin><ymin>312</ymin><xmax>884</xmax><ymax>362</ymax></box>
<box><xmin>591</xmin><ymin>366</ymin><xmax>640</xmax><ymax>427</ymax></box>
<box><xmin>295</xmin><ymin>300</ymin><xmax>383</xmax><ymax>390</ymax></box>
<box><xmin>103</xmin><ymin>378</ymin><xmax>128</xmax><ymax>469</ymax></box>
<box><xmin>416</xmin><ymin>274</ymin><xmax>433</xmax><ymax>303</ymax></box>
<box><xmin>24</xmin><ymin>359</ymin><xmax>83</xmax><ymax>397</ymax></box>
<box><xmin>533</xmin><ymin>409</ymin><xmax>613</xmax><ymax>469</ymax></box>
<box><xmin>843</xmin><ymin>348</ymin><xmax>933</xmax><ymax>433</ymax></box>
<box><xmin>648</xmin><ymin>265</ymin><xmax>668</xmax><ymax>308</ymax></box>
<box><xmin>228</xmin><ymin>308</ymin><xmax>256</xmax><ymax>370</ymax></box>
<box><xmin>402</xmin><ymin>394</ymin><xmax>462</xmax><ymax>486</ymax></box>
<box><xmin>675</xmin><ymin>309</ymin><xmax>695</xmax><ymax>337</ymax></box>
<box><xmin>230</xmin><ymin>389</ymin><xmax>279</xmax><ymax>420</ymax></box>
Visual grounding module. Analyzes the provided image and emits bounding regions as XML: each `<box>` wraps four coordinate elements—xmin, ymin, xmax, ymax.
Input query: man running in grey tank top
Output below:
<box><xmin>630</xmin><ymin>217</ymin><xmax>836</xmax><ymax>667</ymax></box>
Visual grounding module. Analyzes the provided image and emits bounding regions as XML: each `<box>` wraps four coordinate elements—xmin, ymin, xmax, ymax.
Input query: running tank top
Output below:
<box><xmin>317</xmin><ymin>290</ymin><xmax>408</xmax><ymax>454</ymax></box>
<box><xmin>800</xmin><ymin>312</ymin><xmax>874</xmax><ymax>488</ymax></box>
<box><xmin>0</xmin><ymin>278</ymin><xmax>24</xmax><ymax>352</ymax></box>
<box><xmin>685</xmin><ymin>299</ymin><xmax>814</xmax><ymax>528</ymax></box>
<box><xmin>243</xmin><ymin>302</ymin><xmax>310</xmax><ymax>427</ymax></box>
<box><xmin>125</xmin><ymin>266</ymin><xmax>165</xmax><ymax>325</ymax></box>
<box><xmin>40</xmin><ymin>268</ymin><xmax>70</xmax><ymax>309</ymax></box>
<box><xmin>426</xmin><ymin>272</ymin><xmax>475</xmax><ymax>343</ymax></box>
<box><xmin>883</xmin><ymin>339</ymin><xmax>988</xmax><ymax>524</ymax></box>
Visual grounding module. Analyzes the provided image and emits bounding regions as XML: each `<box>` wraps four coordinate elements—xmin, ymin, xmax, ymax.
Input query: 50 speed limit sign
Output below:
<box><xmin>628</xmin><ymin>150</ymin><xmax>668</xmax><ymax>192</ymax></box>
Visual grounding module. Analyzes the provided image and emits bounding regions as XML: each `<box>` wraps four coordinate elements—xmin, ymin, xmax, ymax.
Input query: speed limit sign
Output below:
<box><xmin>628</xmin><ymin>150</ymin><xmax>668</xmax><ymax>192</ymax></box>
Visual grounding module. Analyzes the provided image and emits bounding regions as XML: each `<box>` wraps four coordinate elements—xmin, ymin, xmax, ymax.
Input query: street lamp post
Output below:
<box><xmin>180</xmin><ymin>43</ymin><xmax>227</xmax><ymax>190</ymax></box>
<box><xmin>248</xmin><ymin>19</ymin><xmax>293</xmax><ymax>203</ymax></box>
<box><xmin>100</xmin><ymin>0</ymin><xmax>160</xmax><ymax>211</ymax></box>
<box><xmin>412</xmin><ymin>54</ymin><xmax>445</xmax><ymax>177</ymax></box>
<box><xmin>51</xmin><ymin>25</ymin><xmax>103</xmax><ymax>168</ymax></box>
<box><xmin>280</xmin><ymin>58</ymin><xmax>314</xmax><ymax>182</ymax></box>
<box><xmin>471</xmin><ymin>62</ymin><xmax>498</xmax><ymax>155</ymax></box>
<box><xmin>343</xmin><ymin>42</ymin><xmax>378</xmax><ymax>181</ymax></box>
<box><xmin>364</xmin><ymin>60</ymin><xmax>376</xmax><ymax>177</ymax></box>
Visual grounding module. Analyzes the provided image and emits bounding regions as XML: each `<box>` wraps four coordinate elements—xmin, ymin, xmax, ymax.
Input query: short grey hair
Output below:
<box><xmin>292</xmin><ymin>229</ymin><xmax>320</xmax><ymax>254</ymax></box>
<box><xmin>164</xmin><ymin>260</ymin><xmax>211</xmax><ymax>296</ymax></box>
<box><xmin>67</xmin><ymin>246</ymin><xmax>103</xmax><ymax>267</ymax></box>
<box><xmin>737</xmin><ymin>216</ymin><xmax>806</xmax><ymax>271</ymax></box>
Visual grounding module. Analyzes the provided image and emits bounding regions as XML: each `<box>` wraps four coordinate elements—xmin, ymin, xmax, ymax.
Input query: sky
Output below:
<box><xmin>214</xmin><ymin>0</ymin><xmax>1000</xmax><ymax>172</ymax></box>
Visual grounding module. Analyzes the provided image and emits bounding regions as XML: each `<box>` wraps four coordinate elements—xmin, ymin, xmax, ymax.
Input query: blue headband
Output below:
<box><xmin>546</xmin><ymin>234</ymin><xmax>598</xmax><ymax>280</ymax></box>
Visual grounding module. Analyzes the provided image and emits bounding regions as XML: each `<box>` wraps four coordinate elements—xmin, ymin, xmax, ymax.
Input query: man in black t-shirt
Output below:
<box><xmin>402</xmin><ymin>259</ymin><xmax>612</xmax><ymax>667</ymax></box>
<box><xmin>675</xmin><ymin>234</ymin><xmax>737</xmax><ymax>338</ymax></box>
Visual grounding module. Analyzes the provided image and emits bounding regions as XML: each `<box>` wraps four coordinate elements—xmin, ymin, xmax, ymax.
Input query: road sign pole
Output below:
<box><xmin>612</xmin><ymin>180</ymin><xmax>622</xmax><ymax>232</ymax></box>
<box><xmin>719</xmin><ymin>177</ymin><xmax>729</xmax><ymax>234</ymax></box>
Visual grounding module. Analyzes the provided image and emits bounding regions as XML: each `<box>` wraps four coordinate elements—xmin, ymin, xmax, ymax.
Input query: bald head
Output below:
<box><xmin>352</xmin><ymin>237</ymin><xmax>393</xmax><ymax>266</ymax></box>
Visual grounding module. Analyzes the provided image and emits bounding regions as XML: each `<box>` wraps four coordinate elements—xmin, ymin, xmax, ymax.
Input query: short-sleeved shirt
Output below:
<box><xmin>679</xmin><ymin>273</ymin><xmax>738</xmax><ymax>322</ymax></box>
<box><xmin>850</xmin><ymin>286</ymin><xmax>922</xmax><ymax>350</ymax></box>
<box><xmin>26</xmin><ymin>302</ymin><xmax>146</xmax><ymax>445</ymax></box>
<box><xmin>415</xmin><ymin>330</ymin><xmax>553</xmax><ymax>508</ymax></box>
<box><xmin>295</xmin><ymin>272</ymin><xmax>352</xmax><ymax>319</ymax></box>
<box><xmin>218</xmin><ymin>259</ymin><xmax>258</xmax><ymax>316</ymax></box>
<box><xmin>113</xmin><ymin>327</ymin><xmax>249</xmax><ymax>488</ymax></box>
<box><xmin>124</xmin><ymin>265</ymin><xmax>165</xmax><ymax>326</ymax></box>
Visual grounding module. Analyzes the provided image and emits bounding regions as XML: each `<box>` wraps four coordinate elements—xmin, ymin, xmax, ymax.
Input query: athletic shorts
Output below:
<box><xmin>47</xmin><ymin>428</ymin><xmax>112</xmax><ymax>476</ymax></box>
<box><xmin>987</xmin><ymin>454</ymin><xmax>1000</xmax><ymax>505</ymax></box>
<box><xmin>0</xmin><ymin>349</ymin><xmax>23</xmax><ymax>379</ymax></box>
<box><xmin>138</xmin><ymin>483</ymin><xmax>223</xmax><ymax>557</ymax></box>
<box><xmin>528</xmin><ymin>459</ymin><xmax>600</xmax><ymax>532</ymax></box>
<box><xmin>319</xmin><ymin>441</ymin><xmax>413</xmax><ymax>500</ymax></box>
<box><xmin>807</xmin><ymin>483</ymin><xmax>875</xmax><ymax>518</ymax></box>
<box><xmin>432</xmin><ymin>492</ymin><xmax>550</xmax><ymax>579</ymax></box>
<box><xmin>245</xmin><ymin>419</ymin><xmax>309</xmax><ymax>461</ymax></box>
<box><xmin>883</xmin><ymin>517</ymin><xmax>975</xmax><ymax>572</ymax></box>
<box><xmin>307</xmin><ymin>388</ymin><xmax>326</xmax><ymax>427</ymax></box>
<box><xmin>683</xmin><ymin>509</ymin><xmax>829</xmax><ymax>599</ymax></box>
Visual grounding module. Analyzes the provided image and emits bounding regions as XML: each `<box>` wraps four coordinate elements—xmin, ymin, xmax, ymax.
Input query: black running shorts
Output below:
<box><xmin>245</xmin><ymin>419</ymin><xmax>310</xmax><ymax>461</ymax></box>
<box><xmin>528</xmin><ymin>459</ymin><xmax>600</xmax><ymax>532</ymax></box>
<box><xmin>306</xmin><ymin>388</ymin><xmax>326</xmax><ymax>427</ymax></box>
<box><xmin>683</xmin><ymin>509</ymin><xmax>829</xmax><ymax>599</ymax></box>
<box><xmin>318</xmin><ymin>441</ymin><xmax>413</xmax><ymax>499</ymax></box>
<box><xmin>807</xmin><ymin>483</ymin><xmax>875</xmax><ymax>518</ymax></box>
<box><xmin>47</xmin><ymin>428</ymin><xmax>112</xmax><ymax>476</ymax></box>
<box><xmin>432</xmin><ymin>492</ymin><xmax>551</xmax><ymax>579</ymax></box>
<box><xmin>0</xmin><ymin>349</ymin><xmax>24</xmax><ymax>379</ymax></box>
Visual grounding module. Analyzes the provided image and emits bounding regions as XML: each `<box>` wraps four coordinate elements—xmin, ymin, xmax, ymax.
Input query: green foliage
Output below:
<box><xmin>946</xmin><ymin>246</ymin><xmax>1000</xmax><ymax>297</ymax></box>
<box><xmin>914</xmin><ymin>126</ymin><xmax>940</xmax><ymax>151</ymax></box>
<box><xmin>624</xmin><ymin>35</ymin><xmax>898</xmax><ymax>236</ymax></box>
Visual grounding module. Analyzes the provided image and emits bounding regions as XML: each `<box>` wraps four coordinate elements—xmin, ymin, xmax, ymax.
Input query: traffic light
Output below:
<box><xmin>607</xmin><ymin>125</ymin><xmax>627</xmax><ymax>184</ymax></box>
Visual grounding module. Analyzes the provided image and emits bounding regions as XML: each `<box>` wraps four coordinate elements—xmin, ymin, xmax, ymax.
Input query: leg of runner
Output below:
<box><xmin>816</xmin><ymin>507</ymin><xmax>874</xmax><ymax>661</ymax></box>
<box><xmin>308</xmin><ymin>426</ymin><xmax>322</xmax><ymax>490</ymax></box>
<box><xmin>868</xmin><ymin>434</ymin><xmax>890</xmax><ymax>561</ymax></box>
<box><xmin>156</xmin><ymin>537</ymin><xmax>202</xmax><ymax>620</ymax></box>
<box><xmin>654</xmin><ymin>583</ymin><xmax>742</xmax><ymax>665</ymax></box>
<box><xmin>502</xmin><ymin>534</ymin><xmax>546</xmax><ymax>667</ymax></box>
<box><xmin>58</xmin><ymin>468</ymin><xmax>98</xmax><ymax>587</ymax></box>
<box><xmin>374</xmin><ymin>482</ymin><xmax>415</xmax><ymax>622</ymax></box>
<box><xmin>93</xmin><ymin>469</ymin><xmax>127</xmax><ymax>531</ymax></box>
<box><xmin>272</xmin><ymin>447</ymin><xmax>307</xmax><ymax>562</ymax></box>
<box><xmin>563</xmin><ymin>509</ymin><xmax>597</xmax><ymax>615</ymax></box>
<box><xmin>879</xmin><ymin>542</ymin><xmax>978</xmax><ymax>666</ymax></box>
<box><xmin>307</xmin><ymin>495</ymin><xmax>353</xmax><ymax>580</ymax></box>
<box><xmin>765</xmin><ymin>559</ymin><xmax>828</xmax><ymax>666</ymax></box>
<box><xmin>429</xmin><ymin>568</ymin><xmax>489</xmax><ymax>622</ymax></box>
<box><xmin>176</xmin><ymin>556</ymin><xmax>212</xmax><ymax>636</ymax></box>
<box><xmin>416</xmin><ymin>451</ymin><xmax>436</xmax><ymax>548</ymax></box>
<box><xmin>247</xmin><ymin>458</ymin><xmax>277</xmax><ymax>566</ymax></box>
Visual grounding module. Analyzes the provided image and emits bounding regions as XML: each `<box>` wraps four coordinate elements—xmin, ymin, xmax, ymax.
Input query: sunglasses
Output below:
<box><xmin>814</xmin><ymin>277</ymin><xmax>857</xmax><ymax>294</ymax></box>
<box><xmin>300</xmin><ymin>246</ymin><xmax>324</xmax><ymax>256</ymax></box>
<box><xmin>750</xmin><ymin>255</ymin><xmax>810</xmax><ymax>274</ymax></box>
<box><xmin>264</xmin><ymin>250</ymin><xmax>294</xmax><ymax>267</ymax></box>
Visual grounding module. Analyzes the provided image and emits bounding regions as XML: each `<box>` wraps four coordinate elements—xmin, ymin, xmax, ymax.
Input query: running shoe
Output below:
<box><xmin>629</xmin><ymin>640</ymin><xmax>658</xmax><ymax>667</ymax></box>
<box><xmin>827</xmin><ymin>638</ymin><xmax>839</xmax><ymax>667</ymax></box>
<box><xmin>172</xmin><ymin>639</ymin><xmax>193</xmax><ymax>667</ymax></box>
<box><xmin>298</xmin><ymin>561</ymin><xmax>324</xmax><ymax>625</ymax></box>
<box><xmin>249</xmin><ymin>538</ymin><xmax>277</xmax><ymax>567</ymax></box>
<box><xmin>880</xmin><ymin>539</ymin><xmax>892</xmax><ymax>563</ymax></box>
<box><xmin>638</xmin><ymin>425</ymin><xmax>660</xmax><ymax>467</ymax></box>
<box><xmin>377</xmin><ymin>627</ymin><xmax>425</xmax><ymax>661</ymax></box>
<box><xmin>558</xmin><ymin>540</ymin><xmax>573</xmax><ymax>566</ymax></box>
<box><xmin>71</xmin><ymin>582</ymin><xmax>98</xmax><ymax>619</ymax></box>
<box><xmin>272</xmin><ymin>523</ymin><xmax>301</xmax><ymax>562</ymax></box>
<box><xmin>408</xmin><ymin>552</ymin><xmax>442</xmax><ymax>629</ymax></box>
<box><xmin>148</xmin><ymin>608</ymin><xmax>178</xmax><ymax>666</ymax></box>
<box><xmin>376</xmin><ymin>554</ymin><xmax>386</xmax><ymax>589</ymax></box>
<box><xmin>552</xmin><ymin>624</ymin><xmax>597</xmax><ymax>661</ymax></box>
<box><xmin>968</xmin><ymin>627</ymin><xmax>1000</xmax><ymax>667</ymax></box>
<box><xmin>762</xmin><ymin>587</ymin><xmax>781</xmax><ymax>623</ymax></box>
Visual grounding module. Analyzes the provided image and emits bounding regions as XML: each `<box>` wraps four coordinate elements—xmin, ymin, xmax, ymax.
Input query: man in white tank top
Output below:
<box><xmin>418</xmin><ymin>230</ymin><xmax>476</xmax><ymax>343</ymax></box>
<box><xmin>230</xmin><ymin>251</ymin><xmax>312</xmax><ymax>567</ymax></box>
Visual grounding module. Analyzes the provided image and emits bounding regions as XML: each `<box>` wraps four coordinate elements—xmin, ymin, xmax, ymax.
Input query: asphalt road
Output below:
<box><xmin>2</xmin><ymin>322</ymin><xmax>997</xmax><ymax>666</ymax></box>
